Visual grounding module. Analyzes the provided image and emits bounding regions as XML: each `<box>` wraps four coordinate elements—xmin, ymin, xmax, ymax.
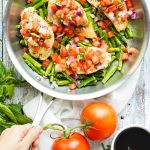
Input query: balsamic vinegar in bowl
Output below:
<box><xmin>114</xmin><ymin>127</ymin><xmax>150</xmax><ymax>150</ymax></box>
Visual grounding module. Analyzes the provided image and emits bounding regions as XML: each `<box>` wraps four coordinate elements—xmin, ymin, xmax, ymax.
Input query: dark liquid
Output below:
<box><xmin>114</xmin><ymin>127</ymin><xmax>150</xmax><ymax>150</ymax></box>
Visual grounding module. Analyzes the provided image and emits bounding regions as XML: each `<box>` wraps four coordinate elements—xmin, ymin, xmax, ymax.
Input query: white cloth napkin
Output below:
<box><xmin>23</xmin><ymin>65</ymin><xmax>141</xmax><ymax>150</ymax></box>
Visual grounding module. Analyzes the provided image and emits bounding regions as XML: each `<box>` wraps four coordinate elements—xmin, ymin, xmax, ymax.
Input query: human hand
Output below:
<box><xmin>0</xmin><ymin>124</ymin><xmax>43</xmax><ymax>150</ymax></box>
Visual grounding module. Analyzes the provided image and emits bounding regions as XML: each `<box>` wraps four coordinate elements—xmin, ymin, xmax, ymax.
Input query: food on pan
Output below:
<box><xmin>18</xmin><ymin>0</ymin><xmax>138</xmax><ymax>90</ymax></box>
<box><xmin>20</xmin><ymin>7</ymin><xmax>54</xmax><ymax>60</ymax></box>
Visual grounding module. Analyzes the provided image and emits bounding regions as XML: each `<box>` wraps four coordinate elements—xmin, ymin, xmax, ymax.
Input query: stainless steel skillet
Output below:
<box><xmin>3</xmin><ymin>0</ymin><xmax>150</xmax><ymax>100</ymax></box>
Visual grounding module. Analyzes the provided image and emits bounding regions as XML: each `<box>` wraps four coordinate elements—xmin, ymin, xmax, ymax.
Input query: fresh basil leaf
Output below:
<box><xmin>8</xmin><ymin>104</ymin><xmax>23</xmax><ymax>114</ymax></box>
<box><xmin>5</xmin><ymin>84</ymin><xmax>15</xmax><ymax>99</ymax></box>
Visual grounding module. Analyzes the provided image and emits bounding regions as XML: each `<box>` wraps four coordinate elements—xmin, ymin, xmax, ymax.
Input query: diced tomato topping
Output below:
<box><xmin>79</xmin><ymin>47</ymin><xmax>86</xmax><ymax>53</ymax></box>
<box><xmin>53</xmin><ymin>41</ymin><xmax>59</xmax><ymax>49</ymax></box>
<box><xmin>56</xmin><ymin>9</ymin><xmax>63</xmax><ymax>19</ymax></box>
<box><xmin>121</xmin><ymin>14</ymin><xmax>128</xmax><ymax>22</ymax></box>
<box><xmin>92</xmin><ymin>40</ymin><xmax>101</xmax><ymax>47</ymax></box>
<box><xmin>122</xmin><ymin>53</ymin><xmax>129</xmax><ymax>61</ymax></box>
<box><xmin>23</xmin><ymin>47</ymin><xmax>28</xmax><ymax>53</ymax></box>
<box><xmin>70</xmin><ymin>61</ymin><xmax>78</xmax><ymax>70</ymax></box>
<box><xmin>126</xmin><ymin>0</ymin><xmax>133</xmax><ymax>9</ymax></box>
<box><xmin>85</xmin><ymin>52</ymin><xmax>94</xmax><ymax>60</ymax></box>
<box><xmin>79</xmin><ymin>0</ymin><xmax>87</xmax><ymax>4</ymax></box>
<box><xmin>27</xmin><ymin>0</ymin><xmax>33</xmax><ymax>3</ymax></box>
<box><xmin>62</xmin><ymin>8</ymin><xmax>69</xmax><ymax>15</ymax></box>
<box><xmin>63</xmin><ymin>27</ymin><xmax>69</xmax><ymax>34</ymax></box>
<box><xmin>70</xmin><ymin>3</ymin><xmax>78</xmax><ymax>10</ymax></box>
<box><xmin>51</xmin><ymin>53</ymin><xmax>59</xmax><ymax>62</ymax></box>
<box><xmin>119</xmin><ymin>5</ymin><xmax>126</xmax><ymax>11</ymax></box>
<box><xmin>107</xmin><ymin>5</ymin><xmax>116</xmax><ymax>12</ymax></box>
<box><xmin>31</xmin><ymin>22</ymin><xmax>39</xmax><ymax>32</ymax></box>
<box><xmin>68</xmin><ymin>29</ymin><xmax>74</xmax><ymax>37</ymax></box>
<box><xmin>95</xmin><ymin>50</ymin><xmax>102</xmax><ymax>56</ymax></box>
<box><xmin>57</xmin><ymin>26</ymin><xmax>64</xmax><ymax>33</ymax></box>
<box><xmin>60</xmin><ymin>46</ymin><xmax>68</xmax><ymax>58</ymax></box>
<box><xmin>92</xmin><ymin>56</ymin><xmax>99</xmax><ymax>65</ymax></box>
<box><xmin>38</xmin><ymin>41</ymin><xmax>44</xmax><ymax>46</ymax></box>
<box><xmin>86</xmin><ymin>60</ymin><xmax>93</xmax><ymax>69</ymax></box>
<box><xmin>51</xmin><ymin>5</ymin><xmax>58</xmax><ymax>12</ymax></box>
<box><xmin>55</xmin><ymin>57</ymin><xmax>61</xmax><ymax>64</ymax></box>
<box><xmin>66</xmin><ymin>69</ymin><xmax>74</xmax><ymax>75</ymax></box>
<box><xmin>107</xmin><ymin>31</ymin><xmax>115</xmax><ymax>38</ymax></box>
<box><xmin>69</xmin><ymin>83</ymin><xmax>76</xmax><ymax>90</ymax></box>
<box><xmin>52</xmin><ymin>24</ymin><xmax>58</xmax><ymax>33</ymax></box>
<box><xmin>69</xmin><ymin>48</ymin><xmax>79</xmax><ymax>57</ymax></box>
<box><xmin>43</xmin><ymin>39</ymin><xmax>51</xmax><ymax>48</ymax></box>
<box><xmin>42</xmin><ymin>59</ymin><xmax>50</xmax><ymax>68</ymax></box>
<box><xmin>75</xmin><ymin>16</ymin><xmax>84</xmax><ymax>26</ymax></box>
<box><xmin>98</xmin><ymin>21</ymin><xmax>107</xmax><ymax>29</ymax></box>
<box><xmin>22</xmin><ymin>13</ymin><xmax>29</xmax><ymax>20</ymax></box>
<box><xmin>34</xmin><ymin>46</ymin><xmax>40</xmax><ymax>52</ymax></box>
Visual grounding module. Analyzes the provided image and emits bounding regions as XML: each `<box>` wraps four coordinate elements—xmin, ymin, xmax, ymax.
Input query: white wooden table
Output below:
<box><xmin>1</xmin><ymin>0</ymin><xmax>150</xmax><ymax>149</ymax></box>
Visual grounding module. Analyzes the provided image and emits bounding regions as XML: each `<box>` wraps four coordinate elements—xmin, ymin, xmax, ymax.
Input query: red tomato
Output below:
<box><xmin>62</xmin><ymin>8</ymin><xmax>69</xmax><ymax>15</ymax></box>
<box><xmin>107</xmin><ymin>5</ymin><xmax>116</xmax><ymax>12</ymax></box>
<box><xmin>51</xmin><ymin>5</ymin><xmax>58</xmax><ymax>12</ymax></box>
<box><xmin>70</xmin><ymin>61</ymin><xmax>77</xmax><ymax>70</ymax></box>
<box><xmin>34</xmin><ymin>46</ymin><xmax>40</xmax><ymax>52</ymax></box>
<box><xmin>107</xmin><ymin>31</ymin><xmax>114</xmax><ymax>38</ymax></box>
<box><xmin>69</xmin><ymin>83</ymin><xmax>76</xmax><ymax>90</ymax></box>
<box><xmin>42</xmin><ymin>59</ymin><xmax>50</xmax><ymax>68</ymax></box>
<box><xmin>52</xmin><ymin>24</ymin><xmax>58</xmax><ymax>33</ymax></box>
<box><xmin>52</xmin><ymin>132</ymin><xmax>90</xmax><ymax>150</ymax></box>
<box><xmin>70</xmin><ymin>49</ymin><xmax>79</xmax><ymax>57</ymax></box>
<box><xmin>122</xmin><ymin>53</ymin><xmax>129</xmax><ymax>61</ymax></box>
<box><xmin>75</xmin><ymin>16</ymin><xmax>84</xmax><ymax>26</ymax></box>
<box><xmin>79</xmin><ymin>0</ymin><xmax>87</xmax><ymax>4</ymax></box>
<box><xmin>126</xmin><ymin>0</ymin><xmax>133</xmax><ymax>8</ymax></box>
<box><xmin>92</xmin><ymin>41</ymin><xmax>101</xmax><ymax>47</ymax></box>
<box><xmin>79</xmin><ymin>47</ymin><xmax>86</xmax><ymax>53</ymax></box>
<box><xmin>53</xmin><ymin>41</ymin><xmax>59</xmax><ymax>49</ymax></box>
<box><xmin>81</xmin><ymin>102</ymin><xmax>118</xmax><ymax>141</ymax></box>
<box><xmin>60</xmin><ymin>46</ymin><xmax>68</xmax><ymax>58</ymax></box>
<box><xmin>85</xmin><ymin>52</ymin><xmax>93</xmax><ymax>60</ymax></box>
<box><xmin>51</xmin><ymin>53</ymin><xmax>59</xmax><ymax>62</ymax></box>
<box><xmin>56</xmin><ymin>9</ymin><xmax>63</xmax><ymax>18</ymax></box>
<box><xmin>66</xmin><ymin>69</ymin><xmax>74</xmax><ymax>75</ymax></box>
<box><xmin>98</xmin><ymin>21</ymin><xmax>107</xmax><ymax>29</ymax></box>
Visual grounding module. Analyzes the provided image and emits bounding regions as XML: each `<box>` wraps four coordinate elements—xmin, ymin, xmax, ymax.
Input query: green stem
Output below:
<box><xmin>23</xmin><ymin>53</ymin><xmax>42</xmax><ymax>68</ymax></box>
<box><xmin>102</xmin><ymin>65</ymin><xmax>118</xmax><ymax>84</ymax></box>
<box><xmin>45</xmin><ymin>61</ymin><xmax>53</xmax><ymax>76</ymax></box>
<box><xmin>56</xmin><ymin>80</ymin><xmax>71</xmax><ymax>86</ymax></box>
<box><xmin>50</xmin><ymin>66</ymin><xmax>55</xmax><ymax>83</ymax></box>
<box><xmin>78</xmin><ymin>76</ymin><xmax>96</xmax><ymax>88</ymax></box>
<box><xmin>39</xmin><ymin>8</ymin><xmax>45</xmax><ymax>18</ymax></box>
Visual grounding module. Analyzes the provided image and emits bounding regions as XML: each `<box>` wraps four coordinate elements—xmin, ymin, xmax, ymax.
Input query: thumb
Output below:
<box><xmin>22</xmin><ymin>126</ymin><xmax>43</xmax><ymax>150</ymax></box>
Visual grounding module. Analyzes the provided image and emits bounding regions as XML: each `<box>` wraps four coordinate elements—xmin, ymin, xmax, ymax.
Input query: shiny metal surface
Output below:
<box><xmin>3</xmin><ymin>0</ymin><xmax>150</xmax><ymax>100</ymax></box>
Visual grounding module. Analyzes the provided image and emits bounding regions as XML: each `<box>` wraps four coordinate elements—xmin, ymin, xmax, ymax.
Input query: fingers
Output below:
<box><xmin>22</xmin><ymin>126</ymin><xmax>43</xmax><ymax>150</ymax></box>
<box><xmin>32</xmin><ymin>138</ymin><xmax>39</xmax><ymax>147</ymax></box>
<box><xmin>10</xmin><ymin>124</ymin><xmax>32</xmax><ymax>141</ymax></box>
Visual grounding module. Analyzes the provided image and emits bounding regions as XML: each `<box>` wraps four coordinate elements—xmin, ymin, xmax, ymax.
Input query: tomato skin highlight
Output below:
<box><xmin>52</xmin><ymin>132</ymin><xmax>90</xmax><ymax>150</ymax></box>
<box><xmin>81</xmin><ymin>102</ymin><xmax>117</xmax><ymax>141</ymax></box>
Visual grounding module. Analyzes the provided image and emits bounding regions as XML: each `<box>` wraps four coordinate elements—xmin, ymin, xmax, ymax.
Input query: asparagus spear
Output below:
<box><xmin>56</xmin><ymin>80</ymin><xmax>71</xmax><ymax>86</ymax></box>
<box><xmin>78</xmin><ymin>76</ymin><xmax>96</xmax><ymax>88</ymax></box>
<box><xmin>50</xmin><ymin>66</ymin><xmax>55</xmax><ymax>83</ymax></box>
<box><xmin>62</xmin><ymin>72</ymin><xmax>75</xmax><ymax>83</ymax></box>
<box><xmin>23</xmin><ymin>53</ymin><xmax>42</xmax><ymax>68</ymax></box>
<box><xmin>45</xmin><ymin>61</ymin><xmax>53</xmax><ymax>77</ymax></box>
<box><xmin>39</xmin><ymin>8</ymin><xmax>45</xmax><ymax>19</ymax></box>
<box><xmin>102</xmin><ymin>65</ymin><xmax>118</xmax><ymax>84</ymax></box>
